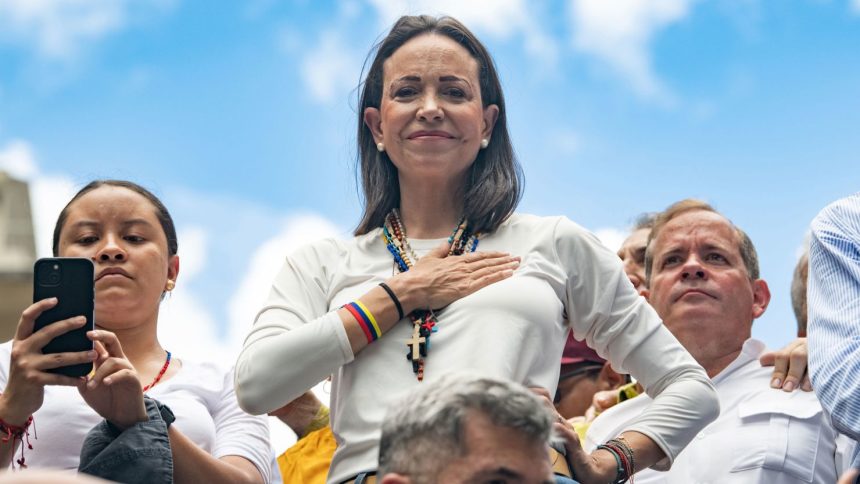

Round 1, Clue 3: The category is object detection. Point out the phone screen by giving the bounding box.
[33,258,94,377]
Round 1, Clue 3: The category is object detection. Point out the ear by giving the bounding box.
[751,279,770,319]
[364,107,384,144]
[168,255,180,283]
[380,474,411,484]
[481,104,499,141]
[597,362,626,391]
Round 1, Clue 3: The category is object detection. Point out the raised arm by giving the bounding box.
[554,218,719,475]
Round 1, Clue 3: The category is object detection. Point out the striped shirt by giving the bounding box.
[808,192,860,470]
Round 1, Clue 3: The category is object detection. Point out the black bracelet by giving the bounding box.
[379,282,405,320]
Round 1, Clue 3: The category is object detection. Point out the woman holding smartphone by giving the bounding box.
[0,180,272,483]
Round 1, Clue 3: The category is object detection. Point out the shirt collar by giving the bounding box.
[711,338,766,384]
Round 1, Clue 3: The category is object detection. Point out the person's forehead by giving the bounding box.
[623,228,650,249]
[383,34,478,79]
[656,210,738,250]
[66,186,158,223]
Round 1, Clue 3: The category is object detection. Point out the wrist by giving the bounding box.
[592,448,623,481]
[0,394,34,427]
[109,401,149,431]
[387,273,423,314]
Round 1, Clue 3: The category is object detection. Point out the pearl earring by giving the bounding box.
[480,138,489,149]
[165,280,175,291]
[377,142,385,152]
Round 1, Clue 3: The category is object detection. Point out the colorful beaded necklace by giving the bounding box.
[381,209,479,381]
[143,350,172,392]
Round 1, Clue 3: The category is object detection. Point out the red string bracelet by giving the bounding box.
[0,414,36,469]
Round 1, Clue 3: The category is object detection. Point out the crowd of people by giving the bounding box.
[0,14,857,484]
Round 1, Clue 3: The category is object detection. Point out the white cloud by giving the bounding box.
[366,0,559,66]
[569,0,692,103]
[0,0,175,61]
[300,31,363,104]
[156,225,228,367]
[176,226,207,280]
[226,213,341,356]
[0,0,125,60]
[0,139,38,179]
[594,227,627,253]
[852,0,860,14]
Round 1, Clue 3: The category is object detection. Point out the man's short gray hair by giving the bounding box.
[377,373,553,479]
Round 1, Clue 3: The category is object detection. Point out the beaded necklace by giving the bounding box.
[143,350,172,392]
[381,209,479,381]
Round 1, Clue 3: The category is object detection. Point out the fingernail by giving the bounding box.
[87,351,97,359]
[87,379,97,389]
[783,380,795,392]
[77,316,87,324]
[770,378,781,388]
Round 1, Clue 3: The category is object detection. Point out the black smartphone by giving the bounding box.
[33,258,94,377]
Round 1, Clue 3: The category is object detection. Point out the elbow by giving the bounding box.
[700,379,720,426]
[234,356,273,416]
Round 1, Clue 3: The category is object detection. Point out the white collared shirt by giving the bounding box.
[586,338,847,483]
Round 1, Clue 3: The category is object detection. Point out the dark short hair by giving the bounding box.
[644,199,759,286]
[354,15,523,236]
[791,251,809,336]
[52,180,178,257]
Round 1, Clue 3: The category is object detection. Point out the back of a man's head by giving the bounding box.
[378,373,554,484]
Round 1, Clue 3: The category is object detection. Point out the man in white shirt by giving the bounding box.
[585,199,845,483]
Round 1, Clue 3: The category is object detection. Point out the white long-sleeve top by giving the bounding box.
[585,339,849,483]
[235,213,719,483]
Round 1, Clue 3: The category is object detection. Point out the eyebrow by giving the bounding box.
[68,219,155,230]
[391,75,470,84]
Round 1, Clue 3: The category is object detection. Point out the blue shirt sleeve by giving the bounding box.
[808,192,860,454]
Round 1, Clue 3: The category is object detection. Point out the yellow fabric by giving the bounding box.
[303,405,330,437]
[278,426,337,484]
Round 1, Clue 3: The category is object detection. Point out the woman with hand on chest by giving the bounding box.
[236,15,719,484]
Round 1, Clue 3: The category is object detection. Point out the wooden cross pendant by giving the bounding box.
[405,323,426,362]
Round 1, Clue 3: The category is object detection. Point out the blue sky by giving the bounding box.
[2,0,860,365]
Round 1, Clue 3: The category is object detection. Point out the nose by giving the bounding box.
[680,256,706,280]
[416,94,443,122]
[95,235,126,262]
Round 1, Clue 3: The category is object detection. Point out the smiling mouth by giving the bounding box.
[407,131,455,140]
